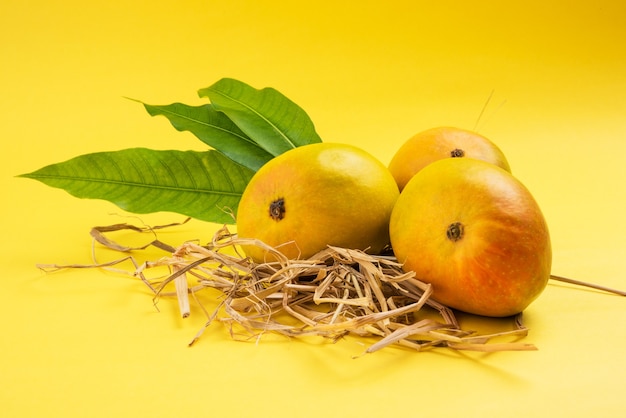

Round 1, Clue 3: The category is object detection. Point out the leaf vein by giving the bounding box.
[154,104,258,146]
[30,174,242,197]
[210,88,296,149]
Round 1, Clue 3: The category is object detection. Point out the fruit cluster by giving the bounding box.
[236,127,551,317]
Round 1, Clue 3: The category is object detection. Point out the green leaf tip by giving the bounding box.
[139,101,274,172]
[19,148,254,224]
[198,78,323,156]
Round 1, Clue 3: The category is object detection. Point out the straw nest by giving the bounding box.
[37,217,626,355]
[133,225,536,355]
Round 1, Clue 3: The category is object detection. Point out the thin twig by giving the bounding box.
[550,274,626,296]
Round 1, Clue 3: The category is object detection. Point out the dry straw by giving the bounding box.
[126,224,537,355]
[36,218,625,355]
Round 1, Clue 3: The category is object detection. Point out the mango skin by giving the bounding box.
[236,143,400,262]
[390,158,551,317]
[388,127,511,192]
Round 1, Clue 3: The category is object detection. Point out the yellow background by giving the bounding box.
[2,1,625,417]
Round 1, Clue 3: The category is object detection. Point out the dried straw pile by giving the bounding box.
[135,226,535,354]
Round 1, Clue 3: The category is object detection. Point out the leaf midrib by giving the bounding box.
[24,173,242,196]
[208,88,297,149]
[152,104,259,146]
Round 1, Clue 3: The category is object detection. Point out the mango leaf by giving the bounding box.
[140,101,274,172]
[18,148,254,224]
[198,78,322,156]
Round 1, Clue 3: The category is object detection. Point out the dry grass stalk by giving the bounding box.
[550,274,626,296]
[134,226,537,354]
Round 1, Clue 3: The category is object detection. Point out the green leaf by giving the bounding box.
[198,78,323,156]
[140,101,274,172]
[18,148,254,224]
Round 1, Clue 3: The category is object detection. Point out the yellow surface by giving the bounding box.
[2,1,625,417]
